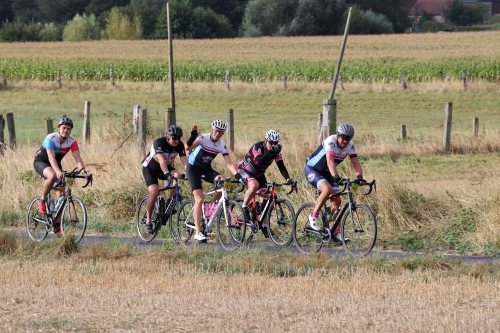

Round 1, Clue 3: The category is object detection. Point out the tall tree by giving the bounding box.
[85,0,130,17]
[442,0,485,26]
[345,0,410,33]
[190,0,249,31]
[0,1,14,25]
[10,0,39,22]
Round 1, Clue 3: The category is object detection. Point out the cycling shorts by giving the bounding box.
[303,165,340,191]
[142,165,176,187]
[33,160,62,178]
[237,169,268,191]
[186,164,220,191]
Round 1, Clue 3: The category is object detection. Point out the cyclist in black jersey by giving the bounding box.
[141,125,188,233]
[185,120,240,242]
[236,129,295,237]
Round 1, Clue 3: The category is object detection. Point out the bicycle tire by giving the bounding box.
[61,196,87,243]
[234,197,256,245]
[216,200,246,251]
[136,196,159,242]
[341,203,377,256]
[26,196,50,241]
[292,202,324,254]
[168,195,189,243]
[267,198,295,247]
[176,199,195,246]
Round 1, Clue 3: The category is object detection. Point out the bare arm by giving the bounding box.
[179,155,188,170]
[350,156,363,177]
[47,149,63,180]
[72,150,89,178]
[223,154,238,175]
[326,153,339,177]
[156,153,170,174]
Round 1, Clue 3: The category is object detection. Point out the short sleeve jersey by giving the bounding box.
[34,133,79,163]
[237,141,283,177]
[188,133,229,168]
[306,135,357,172]
[142,137,186,172]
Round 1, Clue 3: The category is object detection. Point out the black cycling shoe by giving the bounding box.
[260,225,273,238]
[145,223,153,233]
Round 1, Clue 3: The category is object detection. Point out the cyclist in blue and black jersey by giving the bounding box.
[304,123,364,243]
[33,117,90,233]
[185,119,240,242]
[141,125,188,233]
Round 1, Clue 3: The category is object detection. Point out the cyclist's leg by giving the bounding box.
[34,160,55,214]
[142,167,160,225]
[204,167,222,203]
[186,164,205,236]
[304,166,334,230]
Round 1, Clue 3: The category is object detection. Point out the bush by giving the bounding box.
[421,21,454,32]
[102,7,142,40]
[62,14,100,41]
[39,23,63,41]
[0,19,42,42]
[349,6,394,35]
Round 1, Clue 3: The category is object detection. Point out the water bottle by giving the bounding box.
[204,202,211,217]
[49,198,55,213]
[208,201,219,217]
[55,197,64,212]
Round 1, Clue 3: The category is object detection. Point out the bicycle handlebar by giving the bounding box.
[59,168,93,188]
[236,180,298,195]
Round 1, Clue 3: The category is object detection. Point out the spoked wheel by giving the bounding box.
[176,199,195,246]
[169,195,189,243]
[267,198,295,247]
[292,203,326,254]
[26,196,50,241]
[216,200,246,251]
[234,197,257,245]
[136,196,159,242]
[341,204,377,256]
[61,196,87,243]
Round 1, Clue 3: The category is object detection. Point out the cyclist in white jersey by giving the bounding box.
[185,119,240,242]
[304,123,364,243]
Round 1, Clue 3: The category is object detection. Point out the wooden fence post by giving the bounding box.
[110,69,115,86]
[401,71,407,89]
[57,70,62,88]
[225,70,230,90]
[133,105,140,133]
[6,112,16,150]
[473,117,479,137]
[45,118,53,135]
[400,125,407,140]
[83,101,90,143]
[322,99,336,141]
[282,72,287,89]
[338,71,344,91]
[226,109,234,151]
[317,113,323,144]
[166,108,175,129]
[462,69,467,89]
[1,70,6,87]
[0,114,4,155]
[138,108,147,151]
[443,102,452,151]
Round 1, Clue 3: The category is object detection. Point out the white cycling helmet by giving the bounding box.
[265,129,281,142]
[211,119,227,132]
[337,123,355,138]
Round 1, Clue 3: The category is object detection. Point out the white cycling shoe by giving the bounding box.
[308,215,320,231]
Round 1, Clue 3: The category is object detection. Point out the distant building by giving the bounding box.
[402,0,500,26]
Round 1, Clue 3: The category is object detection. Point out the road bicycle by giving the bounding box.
[236,181,296,247]
[26,168,93,243]
[176,177,247,251]
[136,176,189,242]
[293,178,377,256]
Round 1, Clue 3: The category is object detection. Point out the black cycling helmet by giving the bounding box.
[337,123,355,138]
[58,117,74,128]
[167,125,183,137]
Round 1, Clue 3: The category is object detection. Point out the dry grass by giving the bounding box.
[2,32,500,62]
[0,248,499,332]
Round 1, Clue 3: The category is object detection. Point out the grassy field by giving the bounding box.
[1,35,500,332]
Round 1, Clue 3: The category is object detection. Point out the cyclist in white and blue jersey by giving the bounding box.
[304,123,364,243]
[185,119,240,242]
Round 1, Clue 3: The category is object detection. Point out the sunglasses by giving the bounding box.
[338,135,353,142]
[171,137,181,141]
[267,140,279,145]
[213,129,225,134]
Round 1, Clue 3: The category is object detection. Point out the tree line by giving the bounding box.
[0,0,492,42]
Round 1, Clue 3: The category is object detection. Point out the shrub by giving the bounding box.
[0,19,42,42]
[102,7,142,40]
[39,22,63,41]
[421,21,454,32]
[62,14,100,41]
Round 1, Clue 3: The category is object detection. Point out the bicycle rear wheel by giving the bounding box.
[169,195,189,243]
[216,200,246,251]
[26,196,50,241]
[267,198,295,247]
[341,204,377,256]
[176,199,195,246]
[61,196,87,243]
[292,203,324,254]
[136,196,159,242]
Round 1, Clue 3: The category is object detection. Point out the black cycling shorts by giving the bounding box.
[142,165,176,187]
[237,169,267,191]
[186,164,220,191]
[33,160,61,178]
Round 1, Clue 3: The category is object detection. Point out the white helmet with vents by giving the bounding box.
[265,130,281,142]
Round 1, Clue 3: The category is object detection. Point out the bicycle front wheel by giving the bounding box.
[26,196,50,241]
[61,196,87,243]
[292,203,324,254]
[136,196,159,242]
[341,204,377,256]
[216,200,246,251]
[176,199,195,246]
[267,198,295,247]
